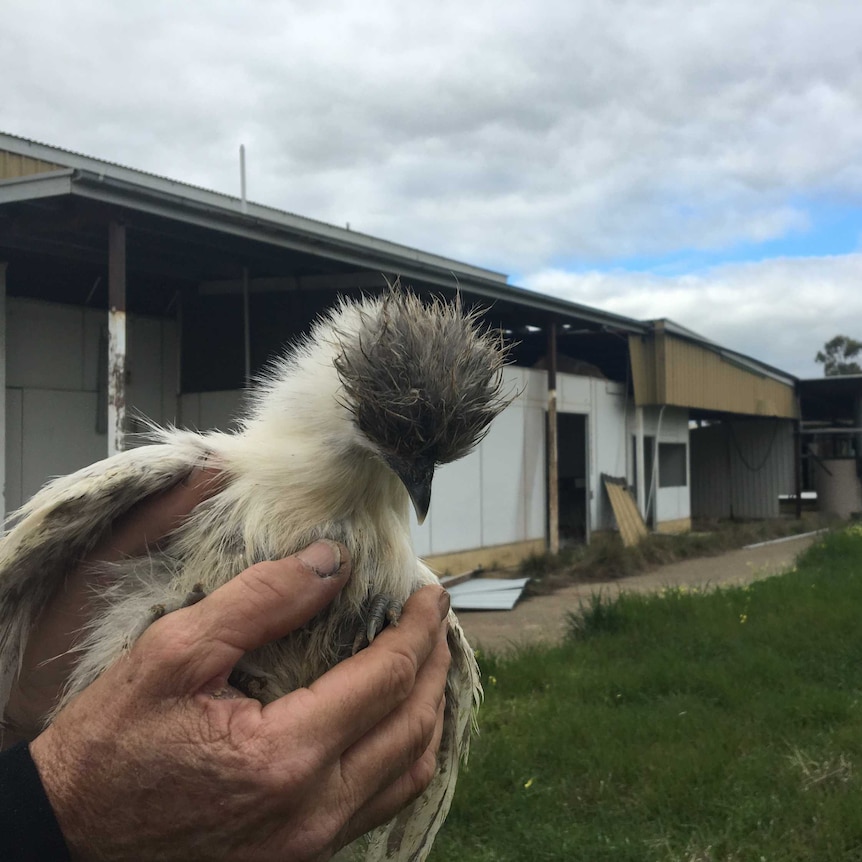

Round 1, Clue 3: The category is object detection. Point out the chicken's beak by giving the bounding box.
[403,471,433,524]
[385,456,434,524]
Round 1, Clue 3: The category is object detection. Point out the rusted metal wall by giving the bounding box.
[629,331,797,418]
[690,419,795,519]
[0,149,63,179]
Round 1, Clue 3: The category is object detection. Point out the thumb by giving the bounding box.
[146,540,351,694]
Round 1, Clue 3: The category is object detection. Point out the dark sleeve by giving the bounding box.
[0,742,71,861]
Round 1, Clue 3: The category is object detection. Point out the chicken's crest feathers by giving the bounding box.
[240,286,510,484]
[332,288,511,467]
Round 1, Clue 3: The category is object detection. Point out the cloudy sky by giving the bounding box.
[3,0,861,378]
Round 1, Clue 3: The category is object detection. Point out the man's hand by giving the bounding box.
[30,546,451,862]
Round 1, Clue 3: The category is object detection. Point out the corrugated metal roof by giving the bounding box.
[1,130,509,282]
[1,131,267,208]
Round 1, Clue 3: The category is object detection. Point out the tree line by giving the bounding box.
[815,335,862,376]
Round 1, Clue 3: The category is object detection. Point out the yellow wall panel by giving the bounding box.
[630,331,797,418]
[628,335,657,404]
[0,149,63,179]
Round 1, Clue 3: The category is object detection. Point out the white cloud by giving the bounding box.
[2,0,862,270]
[2,1,862,380]
[522,254,862,378]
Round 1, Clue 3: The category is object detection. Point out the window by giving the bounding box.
[659,443,687,488]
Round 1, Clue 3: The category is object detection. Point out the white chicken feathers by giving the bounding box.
[0,289,509,861]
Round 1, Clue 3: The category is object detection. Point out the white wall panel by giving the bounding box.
[427,447,482,555]
[199,391,244,432]
[518,367,547,406]
[178,391,243,432]
[634,406,691,526]
[82,308,105,392]
[21,389,106,502]
[409,507,432,557]
[127,316,164,429]
[559,375,591,410]
[657,486,689,522]
[417,369,548,555]
[523,400,546,540]
[7,301,84,390]
[481,403,526,546]
[589,379,629,531]
[593,382,628,476]
[6,299,182,506]
[640,406,689,441]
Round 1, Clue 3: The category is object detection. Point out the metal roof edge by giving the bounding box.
[67,168,512,287]
[1,131,262,208]
[0,167,75,186]
[1,132,509,283]
[0,169,74,204]
[656,317,721,347]
[65,169,647,331]
[800,374,862,383]
[493,284,647,332]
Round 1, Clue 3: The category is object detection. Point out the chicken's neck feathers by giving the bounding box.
[161,424,417,608]
[158,305,425,602]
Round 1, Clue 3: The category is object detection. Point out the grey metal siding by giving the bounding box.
[691,419,794,519]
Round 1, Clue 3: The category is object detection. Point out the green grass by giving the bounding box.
[431,525,862,862]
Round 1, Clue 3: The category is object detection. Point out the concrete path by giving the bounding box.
[457,533,819,653]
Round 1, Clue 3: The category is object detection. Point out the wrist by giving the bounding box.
[30,727,90,861]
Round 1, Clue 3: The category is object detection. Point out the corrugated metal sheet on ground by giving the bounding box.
[448,578,530,611]
[602,474,648,546]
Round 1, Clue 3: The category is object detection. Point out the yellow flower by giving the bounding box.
[739,614,748,624]
[488,675,498,686]
[524,777,535,789]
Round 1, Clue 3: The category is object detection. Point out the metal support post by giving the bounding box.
[635,406,646,517]
[547,319,559,555]
[108,222,127,455]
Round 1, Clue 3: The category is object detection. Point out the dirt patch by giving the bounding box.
[457,533,819,654]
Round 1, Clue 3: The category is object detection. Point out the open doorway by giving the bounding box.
[555,412,589,544]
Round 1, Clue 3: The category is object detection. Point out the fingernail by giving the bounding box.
[439,588,451,619]
[298,540,344,578]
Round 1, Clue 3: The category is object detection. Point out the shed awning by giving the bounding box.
[629,322,798,419]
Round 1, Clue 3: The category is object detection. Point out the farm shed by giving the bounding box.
[0,132,800,570]
[799,375,862,517]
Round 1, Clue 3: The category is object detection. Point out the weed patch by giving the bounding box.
[521,516,831,595]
